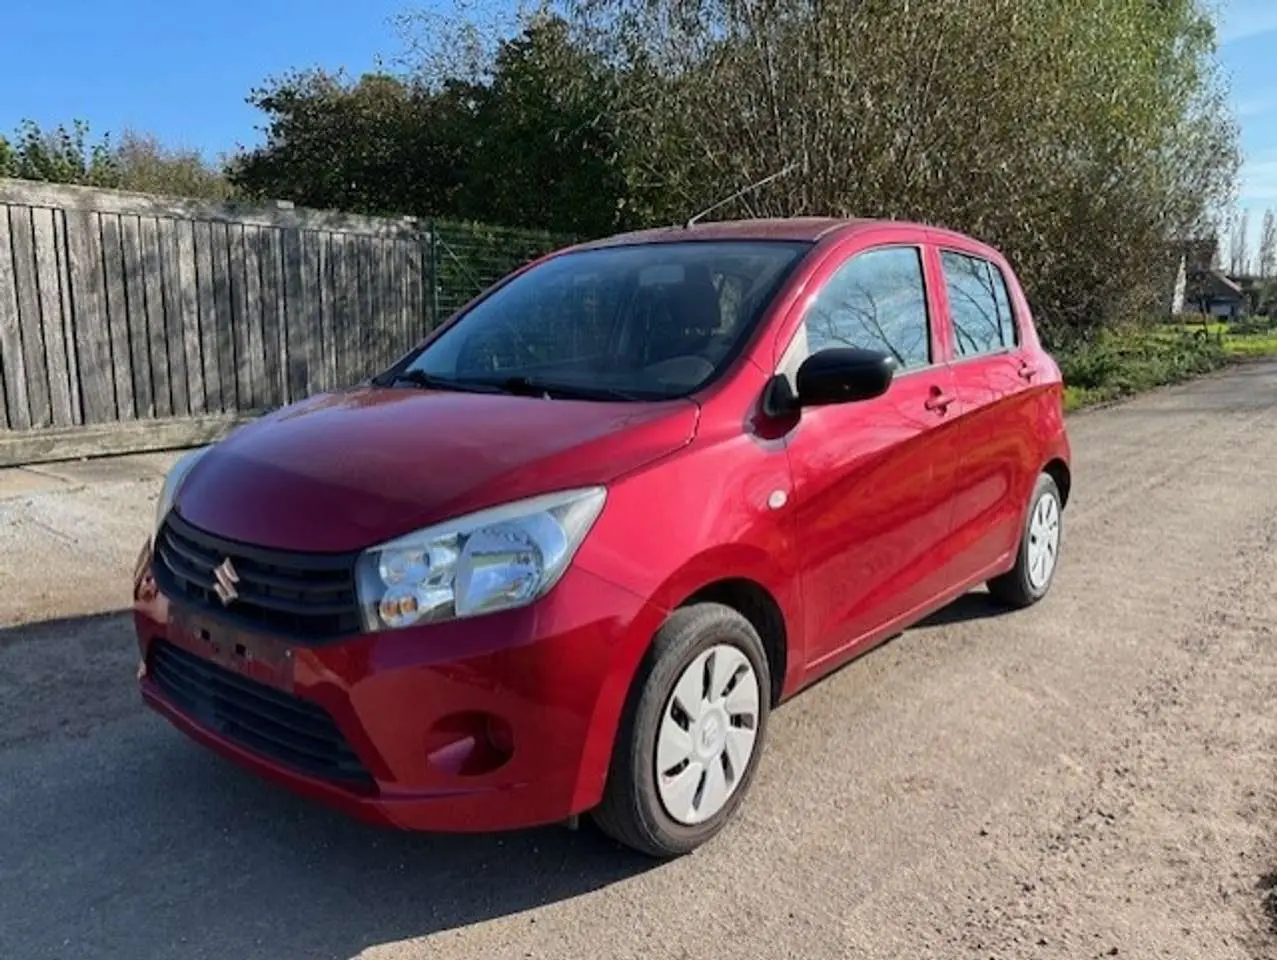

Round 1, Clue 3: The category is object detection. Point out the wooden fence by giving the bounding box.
[0,179,568,465]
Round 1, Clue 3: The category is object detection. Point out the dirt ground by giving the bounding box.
[2,363,1277,959]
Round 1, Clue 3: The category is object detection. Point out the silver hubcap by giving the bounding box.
[656,644,761,825]
[1026,491,1061,589]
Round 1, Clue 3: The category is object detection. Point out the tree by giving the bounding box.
[0,120,118,186]
[228,13,632,235]
[112,129,234,200]
[227,69,473,216]
[1259,209,1277,280]
[1230,209,1252,276]
[570,0,1240,341]
[455,13,632,235]
[0,119,232,199]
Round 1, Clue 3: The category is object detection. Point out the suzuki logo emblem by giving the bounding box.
[213,557,240,606]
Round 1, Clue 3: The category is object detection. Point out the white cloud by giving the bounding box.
[1218,0,1277,45]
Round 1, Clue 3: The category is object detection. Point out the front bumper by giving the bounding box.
[133,544,658,832]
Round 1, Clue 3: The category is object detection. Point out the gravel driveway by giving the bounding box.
[2,361,1277,959]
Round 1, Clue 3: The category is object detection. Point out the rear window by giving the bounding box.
[940,250,1019,358]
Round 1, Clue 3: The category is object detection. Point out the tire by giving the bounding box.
[591,602,771,858]
[988,471,1063,608]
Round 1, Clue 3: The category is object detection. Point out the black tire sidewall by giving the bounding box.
[613,604,771,856]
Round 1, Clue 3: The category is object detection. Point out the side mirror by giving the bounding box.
[794,347,896,406]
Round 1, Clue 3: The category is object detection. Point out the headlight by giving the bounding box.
[354,487,606,632]
[154,446,210,533]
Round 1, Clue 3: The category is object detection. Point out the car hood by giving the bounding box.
[174,385,699,553]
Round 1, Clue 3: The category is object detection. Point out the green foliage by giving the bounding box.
[229,13,631,237]
[0,120,119,186]
[112,130,235,200]
[1057,323,1227,410]
[0,119,233,200]
[229,0,1240,341]
[576,0,1239,341]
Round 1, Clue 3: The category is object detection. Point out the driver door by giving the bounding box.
[779,243,966,673]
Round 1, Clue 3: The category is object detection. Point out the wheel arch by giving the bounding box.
[1043,457,1071,507]
[681,578,790,707]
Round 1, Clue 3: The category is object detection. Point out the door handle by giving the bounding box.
[1018,361,1040,381]
[924,387,956,412]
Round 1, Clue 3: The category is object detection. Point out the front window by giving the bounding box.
[387,241,810,401]
[801,246,933,370]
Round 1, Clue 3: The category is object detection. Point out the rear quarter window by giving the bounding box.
[940,250,1019,358]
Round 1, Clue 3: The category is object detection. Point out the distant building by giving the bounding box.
[1185,268,1247,319]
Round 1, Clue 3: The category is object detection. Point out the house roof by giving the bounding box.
[1190,268,1245,301]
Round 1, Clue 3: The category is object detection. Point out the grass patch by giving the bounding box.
[1057,316,1277,413]
[1057,323,1228,413]
[1223,320,1277,358]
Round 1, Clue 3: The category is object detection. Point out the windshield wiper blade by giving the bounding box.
[486,376,648,402]
[391,369,501,393]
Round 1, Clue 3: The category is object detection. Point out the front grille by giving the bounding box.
[153,511,362,641]
[148,639,374,789]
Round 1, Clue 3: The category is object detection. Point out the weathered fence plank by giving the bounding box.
[241,225,269,408]
[228,224,252,408]
[102,214,150,419]
[256,227,284,408]
[31,207,76,426]
[282,228,308,402]
[316,232,337,393]
[0,210,29,429]
[50,210,82,424]
[209,221,237,409]
[65,210,117,424]
[0,177,567,464]
[192,220,221,413]
[333,234,355,389]
[158,217,190,416]
[10,207,53,428]
[175,219,205,413]
[117,216,154,419]
[137,216,172,419]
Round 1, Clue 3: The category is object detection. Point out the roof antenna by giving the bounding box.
[683,163,798,229]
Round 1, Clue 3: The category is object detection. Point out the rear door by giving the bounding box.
[933,243,1039,581]
[778,241,966,673]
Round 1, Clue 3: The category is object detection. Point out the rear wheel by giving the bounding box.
[988,472,1063,608]
[591,603,770,858]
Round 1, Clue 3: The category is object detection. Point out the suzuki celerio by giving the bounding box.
[133,217,1071,857]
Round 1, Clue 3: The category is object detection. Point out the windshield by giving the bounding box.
[387,240,810,401]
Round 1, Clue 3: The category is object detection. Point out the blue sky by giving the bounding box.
[0,0,1271,256]
[0,0,406,159]
[1220,0,1277,260]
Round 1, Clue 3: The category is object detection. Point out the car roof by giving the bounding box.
[562,217,1004,263]
[572,217,873,248]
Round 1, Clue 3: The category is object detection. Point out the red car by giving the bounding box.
[133,217,1070,857]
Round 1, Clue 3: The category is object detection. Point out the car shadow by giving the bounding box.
[916,590,1013,628]
[0,612,657,960]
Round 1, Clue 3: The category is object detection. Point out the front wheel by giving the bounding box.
[988,471,1063,608]
[591,603,770,858]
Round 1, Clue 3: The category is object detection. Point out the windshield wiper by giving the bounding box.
[391,369,502,393]
[483,376,649,402]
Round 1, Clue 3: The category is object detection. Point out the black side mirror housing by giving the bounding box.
[760,347,896,417]
[795,347,896,406]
